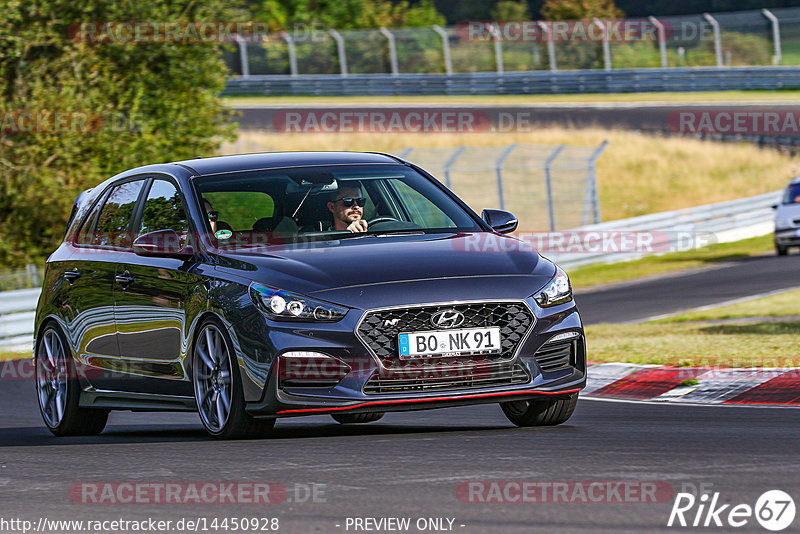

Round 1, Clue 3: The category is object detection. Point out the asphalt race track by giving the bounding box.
[1,375,799,533]
[576,252,800,324]
[2,254,799,532]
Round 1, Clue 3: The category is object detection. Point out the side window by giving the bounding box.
[202,191,274,231]
[391,180,456,228]
[93,180,146,248]
[75,194,106,245]
[138,180,190,239]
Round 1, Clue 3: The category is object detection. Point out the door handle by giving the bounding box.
[115,272,135,288]
[63,269,82,284]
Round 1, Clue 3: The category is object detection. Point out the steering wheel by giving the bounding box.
[367,217,400,226]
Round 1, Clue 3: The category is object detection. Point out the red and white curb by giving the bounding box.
[584,362,800,405]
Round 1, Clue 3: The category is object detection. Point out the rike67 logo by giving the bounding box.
[668,489,795,531]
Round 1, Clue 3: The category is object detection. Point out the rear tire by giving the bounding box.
[776,244,788,256]
[35,323,108,436]
[192,319,275,439]
[331,412,385,424]
[501,393,578,427]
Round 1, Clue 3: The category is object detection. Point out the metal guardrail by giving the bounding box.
[0,288,40,353]
[0,191,781,352]
[547,190,782,269]
[223,66,800,96]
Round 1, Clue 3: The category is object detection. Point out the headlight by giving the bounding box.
[533,267,573,307]
[249,283,348,322]
[775,217,793,229]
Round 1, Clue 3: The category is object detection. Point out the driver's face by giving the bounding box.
[328,188,363,225]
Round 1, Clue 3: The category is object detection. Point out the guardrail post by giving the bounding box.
[592,18,612,71]
[281,31,298,76]
[703,13,723,67]
[329,29,348,76]
[488,23,504,74]
[397,148,413,159]
[543,145,565,231]
[584,140,608,224]
[443,146,465,189]
[380,27,399,75]
[494,144,517,211]
[648,16,668,67]
[432,25,453,75]
[537,22,557,71]
[232,34,250,77]
[762,9,782,65]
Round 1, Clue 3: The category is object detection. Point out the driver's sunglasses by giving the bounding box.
[335,197,366,208]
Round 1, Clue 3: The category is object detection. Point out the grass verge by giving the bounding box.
[585,321,800,367]
[0,350,28,362]
[568,234,774,290]
[224,90,800,106]
[654,287,800,322]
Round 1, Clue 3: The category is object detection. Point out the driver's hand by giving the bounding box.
[347,219,368,233]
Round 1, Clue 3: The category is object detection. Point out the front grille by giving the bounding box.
[363,362,530,394]
[534,340,574,372]
[357,302,534,368]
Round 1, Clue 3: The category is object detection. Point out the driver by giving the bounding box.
[327,185,368,233]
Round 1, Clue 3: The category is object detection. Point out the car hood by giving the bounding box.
[215,233,555,308]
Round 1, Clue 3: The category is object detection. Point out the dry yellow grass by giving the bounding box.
[222,128,800,221]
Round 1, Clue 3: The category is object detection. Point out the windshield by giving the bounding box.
[783,183,800,205]
[192,164,483,248]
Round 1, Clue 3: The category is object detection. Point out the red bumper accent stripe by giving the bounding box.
[276,387,583,414]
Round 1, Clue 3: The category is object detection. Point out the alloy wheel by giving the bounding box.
[193,324,233,433]
[36,328,68,428]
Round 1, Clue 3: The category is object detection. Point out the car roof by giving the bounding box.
[789,176,800,186]
[172,151,402,176]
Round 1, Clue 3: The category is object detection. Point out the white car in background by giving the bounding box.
[774,177,800,256]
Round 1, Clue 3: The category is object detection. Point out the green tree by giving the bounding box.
[0,0,237,267]
[490,1,531,21]
[540,0,624,20]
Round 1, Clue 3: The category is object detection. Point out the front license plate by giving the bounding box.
[398,327,502,359]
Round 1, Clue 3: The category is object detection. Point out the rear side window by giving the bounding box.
[92,180,146,248]
[138,180,190,237]
[75,195,106,245]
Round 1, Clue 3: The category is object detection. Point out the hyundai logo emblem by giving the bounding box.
[431,310,465,329]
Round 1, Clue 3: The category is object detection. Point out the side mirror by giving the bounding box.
[482,209,518,234]
[133,229,194,260]
[772,204,779,209]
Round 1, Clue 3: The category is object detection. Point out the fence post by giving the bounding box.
[233,34,250,77]
[762,9,782,65]
[488,23,504,74]
[592,18,611,71]
[703,13,723,67]
[584,140,608,225]
[432,25,452,75]
[281,31,298,76]
[329,29,348,76]
[648,16,668,67]
[380,27,399,75]
[443,146,465,189]
[543,145,565,231]
[537,22,557,71]
[494,144,517,211]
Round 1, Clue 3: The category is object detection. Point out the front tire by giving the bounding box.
[331,412,384,424]
[501,393,578,427]
[35,323,108,436]
[192,319,275,439]
[776,243,788,256]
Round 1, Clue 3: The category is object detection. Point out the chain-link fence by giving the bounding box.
[224,140,607,231]
[225,8,800,76]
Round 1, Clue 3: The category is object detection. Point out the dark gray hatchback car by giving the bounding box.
[34,152,586,439]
